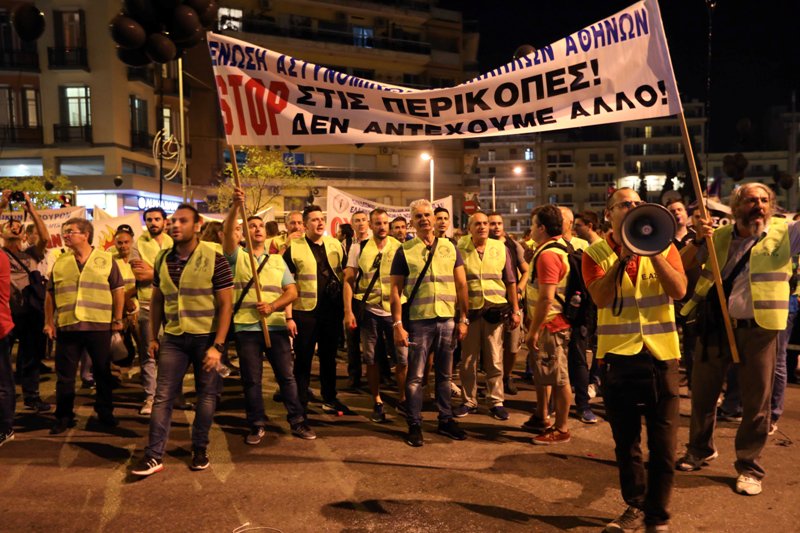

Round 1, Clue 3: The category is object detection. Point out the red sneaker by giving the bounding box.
[531,427,571,445]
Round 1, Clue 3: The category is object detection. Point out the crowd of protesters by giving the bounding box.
[0,182,797,533]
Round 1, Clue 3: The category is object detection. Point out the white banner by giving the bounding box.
[208,0,680,146]
[92,213,144,251]
[325,186,453,237]
[0,206,85,249]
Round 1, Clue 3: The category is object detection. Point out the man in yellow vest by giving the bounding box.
[224,187,315,444]
[677,182,800,496]
[283,205,345,412]
[343,208,408,423]
[390,199,469,447]
[44,218,126,435]
[131,204,233,476]
[270,211,304,254]
[453,212,520,421]
[130,207,173,416]
[111,225,140,367]
[345,210,371,390]
[582,188,686,532]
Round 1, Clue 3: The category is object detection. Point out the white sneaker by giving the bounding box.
[139,398,154,416]
[768,422,778,436]
[735,474,762,496]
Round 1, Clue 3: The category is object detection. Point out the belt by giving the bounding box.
[730,318,759,329]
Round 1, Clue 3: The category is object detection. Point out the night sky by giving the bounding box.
[446,0,799,153]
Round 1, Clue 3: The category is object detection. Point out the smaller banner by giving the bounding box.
[0,206,86,249]
[92,213,144,251]
[326,186,453,237]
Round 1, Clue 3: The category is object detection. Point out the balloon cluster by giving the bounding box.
[111,0,218,66]
[11,4,46,41]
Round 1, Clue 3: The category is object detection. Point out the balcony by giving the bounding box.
[53,124,92,143]
[128,67,154,85]
[238,17,431,56]
[0,49,39,71]
[48,47,89,70]
[548,181,575,188]
[130,130,154,151]
[0,125,43,146]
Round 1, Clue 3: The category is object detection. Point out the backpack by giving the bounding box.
[531,241,596,328]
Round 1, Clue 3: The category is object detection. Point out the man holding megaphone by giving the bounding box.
[582,187,687,533]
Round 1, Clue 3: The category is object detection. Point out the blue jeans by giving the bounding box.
[0,336,14,433]
[145,333,220,459]
[136,313,157,399]
[235,330,305,427]
[771,309,796,422]
[405,318,455,426]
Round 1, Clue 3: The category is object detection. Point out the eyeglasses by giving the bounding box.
[61,230,84,236]
[611,200,645,210]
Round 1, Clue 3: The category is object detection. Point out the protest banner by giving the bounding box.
[207,0,680,146]
[92,213,144,251]
[0,206,85,249]
[326,186,453,237]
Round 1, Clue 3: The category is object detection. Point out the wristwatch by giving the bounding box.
[213,342,226,352]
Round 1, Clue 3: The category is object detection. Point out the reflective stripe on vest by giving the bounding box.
[526,238,569,323]
[53,249,114,327]
[355,236,405,313]
[402,237,457,320]
[135,233,173,303]
[290,236,343,311]
[586,239,679,361]
[233,248,287,328]
[457,235,507,310]
[159,242,218,335]
[681,219,790,330]
[114,255,139,314]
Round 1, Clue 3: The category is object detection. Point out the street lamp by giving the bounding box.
[421,152,434,201]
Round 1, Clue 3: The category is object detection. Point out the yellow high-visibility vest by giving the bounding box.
[355,236,405,313]
[402,237,457,320]
[113,254,139,314]
[135,232,173,303]
[526,238,569,323]
[457,235,507,311]
[233,248,287,328]
[158,242,218,335]
[290,236,343,311]
[52,248,114,327]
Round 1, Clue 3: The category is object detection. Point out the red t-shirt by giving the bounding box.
[582,232,684,287]
[0,252,15,339]
[534,238,570,332]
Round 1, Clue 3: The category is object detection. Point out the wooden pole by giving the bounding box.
[678,112,739,363]
[228,145,271,348]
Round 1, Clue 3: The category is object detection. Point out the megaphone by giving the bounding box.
[620,203,676,256]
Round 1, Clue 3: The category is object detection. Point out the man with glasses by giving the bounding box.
[677,182,800,496]
[130,207,173,416]
[343,208,408,422]
[582,188,686,532]
[45,219,126,435]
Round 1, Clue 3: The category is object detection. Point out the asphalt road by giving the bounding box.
[1,353,798,533]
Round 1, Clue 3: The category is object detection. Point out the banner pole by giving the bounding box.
[678,112,739,363]
[228,145,271,348]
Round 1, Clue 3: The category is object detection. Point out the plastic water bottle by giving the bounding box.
[216,363,231,378]
[570,291,582,308]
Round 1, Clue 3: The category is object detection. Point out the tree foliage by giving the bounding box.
[0,170,75,210]
[208,147,315,214]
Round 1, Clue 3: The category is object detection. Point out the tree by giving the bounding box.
[208,147,316,214]
[0,170,75,210]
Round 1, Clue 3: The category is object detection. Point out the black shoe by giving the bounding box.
[504,377,518,395]
[24,398,52,413]
[322,399,347,415]
[437,419,467,441]
[131,455,164,476]
[245,426,266,445]
[81,379,96,390]
[489,405,510,421]
[406,423,423,447]
[370,402,386,423]
[39,362,53,374]
[272,390,284,403]
[290,422,317,440]
[97,414,119,428]
[50,418,76,435]
[604,505,644,533]
[190,448,210,470]
[0,429,14,448]
[716,407,743,422]
[453,404,477,418]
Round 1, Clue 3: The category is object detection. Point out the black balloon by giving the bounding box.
[171,6,202,42]
[198,0,219,28]
[145,32,177,64]
[12,3,45,41]
[124,0,160,31]
[185,0,213,15]
[117,46,150,67]
[110,15,147,50]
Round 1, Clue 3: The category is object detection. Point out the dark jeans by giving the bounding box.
[294,310,342,405]
[603,353,679,526]
[567,328,590,410]
[54,330,113,420]
[12,311,46,401]
[235,330,305,426]
[0,336,14,433]
[771,310,796,422]
[347,300,362,383]
[406,318,455,426]
[145,333,220,459]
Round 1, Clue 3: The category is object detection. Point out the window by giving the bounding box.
[59,86,91,126]
[122,158,154,177]
[525,186,534,196]
[218,8,243,31]
[57,156,104,175]
[161,107,172,137]
[0,86,13,125]
[54,11,85,47]
[353,26,374,48]
[509,202,518,214]
[22,88,39,127]
[645,126,652,139]
[487,149,496,161]
[0,158,42,176]
[524,148,534,161]
[130,96,148,133]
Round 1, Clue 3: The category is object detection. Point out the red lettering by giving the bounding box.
[245,78,268,135]
[228,74,248,135]
[215,75,233,135]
